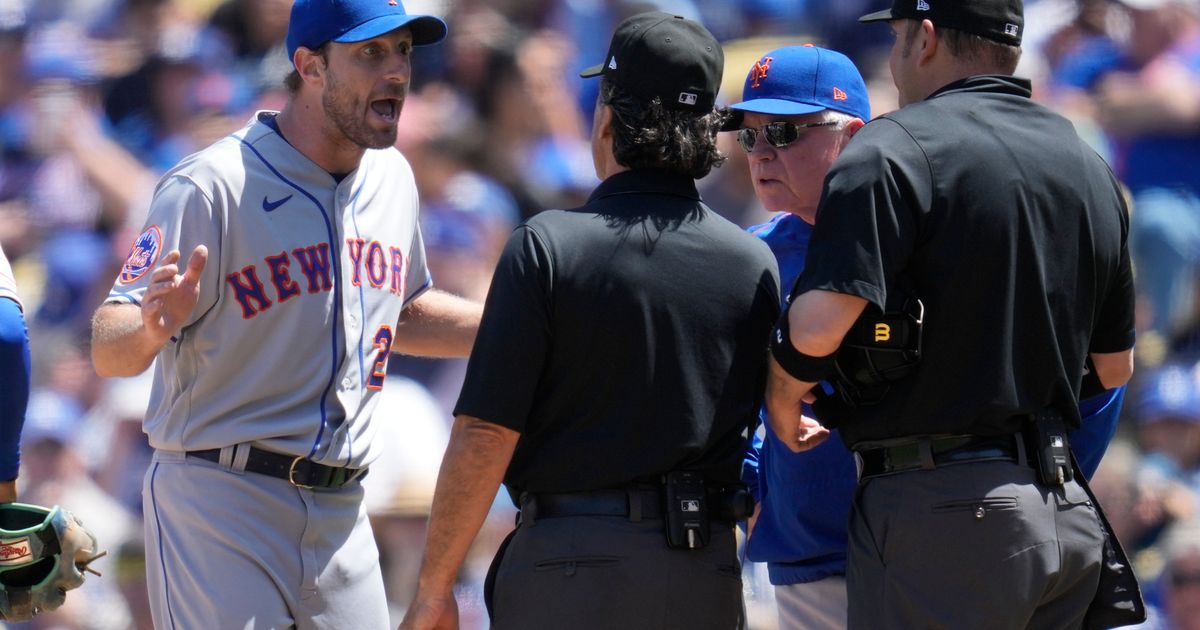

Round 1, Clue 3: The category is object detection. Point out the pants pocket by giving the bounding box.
[533,555,621,576]
[931,496,1019,515]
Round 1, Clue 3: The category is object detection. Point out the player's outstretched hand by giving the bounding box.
[399,592,459,630]
[793,414,830,452]
[141,245,207,343]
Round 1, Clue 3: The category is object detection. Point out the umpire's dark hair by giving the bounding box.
[904,21,1021,73]
[599,77,730,179]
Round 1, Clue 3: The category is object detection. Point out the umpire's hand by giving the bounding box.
[400,592,459,630]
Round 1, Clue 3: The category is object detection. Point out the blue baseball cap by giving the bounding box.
[730,45,870,122]
[286,0,448,64]
[1136,364,1200,424]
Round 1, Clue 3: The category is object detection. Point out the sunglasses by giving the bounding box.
[736,120,839,152]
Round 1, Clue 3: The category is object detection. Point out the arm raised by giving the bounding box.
[91,246,208,377]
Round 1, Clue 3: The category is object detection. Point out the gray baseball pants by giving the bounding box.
[142,449,389,630]
[847,460,1104,630]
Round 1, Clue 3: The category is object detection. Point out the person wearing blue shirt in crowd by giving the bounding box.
[1092,0,1200,339]
[732,44,1127,629]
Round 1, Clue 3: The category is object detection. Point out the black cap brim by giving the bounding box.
[858,9,897,23]
[579,63,604,79]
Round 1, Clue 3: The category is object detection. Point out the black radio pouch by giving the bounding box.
[1024,410,1074,486]
[827,296,924,408]
[664,471,709,550]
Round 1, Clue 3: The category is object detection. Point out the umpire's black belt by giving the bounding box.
[854,433,1022,482]
[187,447,366,489]
[519,486,743,525]
[520,488,663,524]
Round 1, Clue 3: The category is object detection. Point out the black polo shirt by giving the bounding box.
[455,169,780,501]
[794,75,1135,445]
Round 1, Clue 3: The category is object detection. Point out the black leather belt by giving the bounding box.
[521,488,664,524]
[187,447,366,489]
[520,486,749,524]
[854,433,1022,481]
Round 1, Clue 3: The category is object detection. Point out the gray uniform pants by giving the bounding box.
[143,449,389,630]
[488,514,745,629]
[847,460,1104,630]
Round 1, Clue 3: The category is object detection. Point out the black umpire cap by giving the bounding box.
[580,12,723,112]
[860,0,1024,46]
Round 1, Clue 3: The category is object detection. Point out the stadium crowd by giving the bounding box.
[0,0,1198,627]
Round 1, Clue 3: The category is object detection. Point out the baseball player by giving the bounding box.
[0,243,29,505]
[88,1,480,628]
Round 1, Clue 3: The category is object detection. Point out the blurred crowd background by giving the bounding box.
[1,0,1198,628]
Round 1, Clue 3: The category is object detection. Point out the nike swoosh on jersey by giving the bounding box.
[262,194,294,212]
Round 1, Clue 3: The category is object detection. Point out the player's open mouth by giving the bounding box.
[370,99,400,122]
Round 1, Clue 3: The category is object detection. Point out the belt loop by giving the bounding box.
[519,492,537,527]
[918,439,935,470]
[627,490,643,523]
[230,444,251,474]
[1015,432,1028,467]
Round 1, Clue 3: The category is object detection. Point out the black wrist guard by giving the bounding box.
[770,311,837,382]
[1080,356,1108,399]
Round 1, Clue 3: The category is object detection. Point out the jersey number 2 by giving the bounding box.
[367,325,393,390]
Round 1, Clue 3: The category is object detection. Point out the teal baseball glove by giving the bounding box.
[0,503,105,621]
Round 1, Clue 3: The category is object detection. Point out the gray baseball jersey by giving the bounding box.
[0,244,19,309]
[106,111,431,469]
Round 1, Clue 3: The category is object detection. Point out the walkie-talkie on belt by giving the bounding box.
[1027,410,1074,486]
[664,471,710,549]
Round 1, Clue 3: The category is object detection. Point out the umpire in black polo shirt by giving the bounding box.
[402,12,779,630]
[765,0,1138,627]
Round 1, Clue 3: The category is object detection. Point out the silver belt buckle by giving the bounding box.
[288,457,316,489]
[853,451,864,482]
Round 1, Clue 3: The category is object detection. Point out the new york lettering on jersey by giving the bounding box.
[224,237,412,319]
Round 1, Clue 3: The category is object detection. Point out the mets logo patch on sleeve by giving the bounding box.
[119,226,163,285]
[0,537,32,566]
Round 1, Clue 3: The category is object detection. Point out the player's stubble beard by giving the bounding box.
[322,66,404,150]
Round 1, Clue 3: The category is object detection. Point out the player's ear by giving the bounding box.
[294,46,327,88]
[843,117,866,139]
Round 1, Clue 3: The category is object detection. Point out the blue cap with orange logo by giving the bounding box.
[286,0,448,64]
[731,45,870,122]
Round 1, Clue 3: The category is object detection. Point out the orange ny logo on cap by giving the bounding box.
[388,0,398,5]
[833,87,848,101]
[750,57,773,89]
